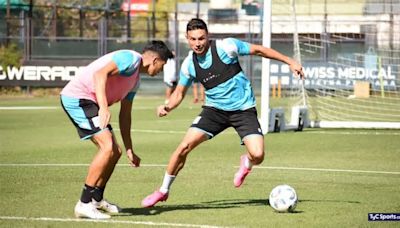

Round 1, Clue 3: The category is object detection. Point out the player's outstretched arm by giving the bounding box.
[157,84,189,117]
[249,44,304,79]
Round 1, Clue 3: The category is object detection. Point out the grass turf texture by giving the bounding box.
[0,96,399,227]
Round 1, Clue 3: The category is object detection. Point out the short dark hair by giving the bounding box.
[186,18,208,33]
[143,40,173,62]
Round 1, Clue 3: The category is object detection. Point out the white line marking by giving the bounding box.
[119,128,400,136]
[0,106,198,111]
[255,166,400,175]
[131,129,187,134]
[0,216,225,228]
[304,131,400,136]
[2,107,397,136]
[1,163,398,175]
[114,128,236,135]
[131,106,199,110]
[0,163,166,167]
[0,106,58,110]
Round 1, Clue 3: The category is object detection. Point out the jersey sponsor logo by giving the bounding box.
[202,72,222,84]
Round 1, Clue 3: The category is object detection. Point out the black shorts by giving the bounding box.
[190,106,263,141]
[60,96,112,140]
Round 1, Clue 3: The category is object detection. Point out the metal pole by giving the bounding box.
[322,0,329,62]
[127,0,131,39]
[103,0,109,54]
[25,18,31,60]
[26,0,33,60]
[174,0,179,54]
[152,0,156,38]
[29,0,33,18]
[79,0,84,38]
[53,3,57,39]
[196,0,200,18]
[389,0,393,52]
[6,0,11,45]
[6,0,10,18]
[105,0,109,18]
[175,0,179,79]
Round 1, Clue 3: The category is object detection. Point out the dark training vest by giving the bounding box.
[192,40,243,90]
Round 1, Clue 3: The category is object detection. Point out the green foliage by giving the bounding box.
[0,43,22,71]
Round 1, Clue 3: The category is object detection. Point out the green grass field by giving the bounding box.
[0,95,399,227]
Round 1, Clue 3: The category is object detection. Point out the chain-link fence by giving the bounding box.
[1,0,399,94]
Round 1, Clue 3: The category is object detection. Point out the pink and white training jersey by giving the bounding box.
[61,50,142,105]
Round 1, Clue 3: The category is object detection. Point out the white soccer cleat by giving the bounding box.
[74,201,111,219]
[93,199,121,214]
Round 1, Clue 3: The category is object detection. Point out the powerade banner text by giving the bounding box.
[0,61,397,88]
[0,66,85,87]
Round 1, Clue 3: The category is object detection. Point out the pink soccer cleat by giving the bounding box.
[141,190,169,208]
[233,155,252,188]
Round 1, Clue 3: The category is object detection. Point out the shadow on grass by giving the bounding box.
[118,198,268,216]
[118,198,357,216]
[299,199,360,204]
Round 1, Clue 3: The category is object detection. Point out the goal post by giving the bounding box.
[260,0,272,134]
[260,0,309,134]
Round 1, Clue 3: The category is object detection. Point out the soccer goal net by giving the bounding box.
[263,0,400,131]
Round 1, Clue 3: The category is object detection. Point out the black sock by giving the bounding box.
[93,186,105,202]
[80,184,95,203]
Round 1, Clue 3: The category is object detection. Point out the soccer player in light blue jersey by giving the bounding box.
[142,18,304,207]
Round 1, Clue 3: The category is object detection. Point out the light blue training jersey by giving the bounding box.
[179,38,256,111]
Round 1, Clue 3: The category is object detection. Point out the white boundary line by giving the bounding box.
[254,166,400,175]
[130,129,187,134]
[0,106,58,110]
[0,163,399,175]
[0,216,225,228]
[0,106,198,111]
[2,106,398,136]
[304,130,400,136]
[114,128,399,136]
[0,163,166,167]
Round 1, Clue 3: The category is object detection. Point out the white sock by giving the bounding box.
[244,155,253,169]
[159,172,176,194]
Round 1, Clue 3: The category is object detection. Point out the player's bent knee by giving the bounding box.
[99,141,113,154]
[250,151,265,165]
[98,140,121,160]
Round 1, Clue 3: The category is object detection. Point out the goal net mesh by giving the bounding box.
[270,0,400,129]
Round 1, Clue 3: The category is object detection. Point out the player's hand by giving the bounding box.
[290,62,305,79]
[157,105,169,117]
[126,149,140,167]
[98,107,111,129]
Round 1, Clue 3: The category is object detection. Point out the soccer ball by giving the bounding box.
[269,184,298,212]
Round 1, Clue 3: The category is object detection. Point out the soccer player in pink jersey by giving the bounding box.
[60,40,173,219]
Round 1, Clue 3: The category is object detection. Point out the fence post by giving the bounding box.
[98,18,108,56]
[24,17,32,61]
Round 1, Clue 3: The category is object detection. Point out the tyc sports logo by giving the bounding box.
[368,213,400,221]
